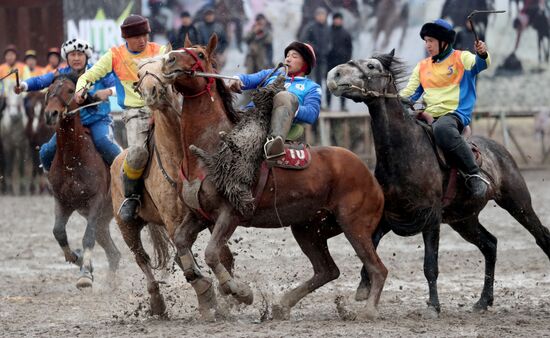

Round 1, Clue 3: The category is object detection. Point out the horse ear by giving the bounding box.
[165,43,172,53]
[389,49,395,57]
[184,34,193,48]
[206,33,218,56]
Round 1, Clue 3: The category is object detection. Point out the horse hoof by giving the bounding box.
[473,300,489,312]
[421,305,440,319]
[358,306,379,321]
[233,282,254,305]
[272,304,291,320]
[150,293,167,316]
[76,275,93,289]
[355,286,369,302]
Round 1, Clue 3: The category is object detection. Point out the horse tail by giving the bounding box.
[147,223,173,270]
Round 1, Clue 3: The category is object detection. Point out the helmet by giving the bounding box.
[420,19,456,43]
[120,15,151,38]
[47,47,61,58]
[4,44,18,56]
[284,41,317,75]
[24,50,37,61]
[61,38,93,60]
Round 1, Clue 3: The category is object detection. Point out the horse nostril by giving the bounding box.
[151,86,157,97]
[169,56,176,64]
[335,71,341,79]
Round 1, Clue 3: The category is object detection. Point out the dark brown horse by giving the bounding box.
[44,73,120,289]
[160,35,386,320]
[24,91,54,194]
[327,52,550,316]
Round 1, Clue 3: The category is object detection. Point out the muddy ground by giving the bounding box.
[1,170,550,337]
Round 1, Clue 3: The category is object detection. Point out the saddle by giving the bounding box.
[415,113,483,207]
[265,143,312,170]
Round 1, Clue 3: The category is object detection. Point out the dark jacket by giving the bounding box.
[300,21,330,63]
[168,25,200,49]
[327,25,353,68]
[196,21,228,53]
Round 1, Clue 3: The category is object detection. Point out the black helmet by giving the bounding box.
[420,19,456,43]
[284,41,316,75]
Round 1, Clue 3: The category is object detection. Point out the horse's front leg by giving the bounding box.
[173,213,219,321]
[422,224,441,316]
[52,200,78,265]
[357,220,390,301]
[205,207,253,306]
[76,197,103,289]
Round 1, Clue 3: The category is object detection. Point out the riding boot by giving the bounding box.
[450,140,489,198]
[264,93,298,159]
[118,173,143,222]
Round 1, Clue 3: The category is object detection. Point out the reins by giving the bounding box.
[346,60,400,99]
[178,48,216,101]
[47,79,101,117]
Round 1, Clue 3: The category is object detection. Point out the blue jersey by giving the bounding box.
[238,68,322,124]
[24,64,115,126]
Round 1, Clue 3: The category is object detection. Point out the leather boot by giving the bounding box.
[118,173,143,222]
[264,102,295,159]
[449,140,489,198]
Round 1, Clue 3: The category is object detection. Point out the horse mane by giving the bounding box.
[53,72,79,85]
[216,78,240,124]
[372,52,409,86]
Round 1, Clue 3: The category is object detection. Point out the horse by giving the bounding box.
[326,52,550,316]
[513,0,550,62]
[371,0,409,51]
[44,73,120,289]
[0,81,29,195]
[160,34,387,320]
[110,53,235,319]
[24,91,54,194]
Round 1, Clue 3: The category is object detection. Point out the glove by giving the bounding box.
[228,76,243,93]
[14,81,28,94]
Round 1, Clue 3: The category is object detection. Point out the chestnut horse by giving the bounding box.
[44,73,120,288]
[160,35,386,320]
[110,55,235,319]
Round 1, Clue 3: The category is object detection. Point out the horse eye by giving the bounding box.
[367,64,375,70]
[68,89,75,94]
[198,52,205,59]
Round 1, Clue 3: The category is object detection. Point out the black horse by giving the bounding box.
[326,51,550,315]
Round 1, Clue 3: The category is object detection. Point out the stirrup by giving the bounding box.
[463,173,490,185]
[264,136,285,159]
[117,195,142,217]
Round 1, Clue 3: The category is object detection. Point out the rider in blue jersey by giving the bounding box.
[15,38,121,171]
[230,41,322,158]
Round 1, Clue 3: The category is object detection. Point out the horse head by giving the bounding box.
[327,49,406,103]
[161,34,219,95]
[135,44,181,113]
[1,82,26,126]
[44,73,79,126]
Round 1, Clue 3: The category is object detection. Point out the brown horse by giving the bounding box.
[160,35,386,320]
[110,54,235,319]
[44,73,120,288]
[25,91,54,194]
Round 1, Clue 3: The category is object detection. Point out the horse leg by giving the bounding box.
[52,201,78,265]
[118,216,167,316]
[204,208,253,305]
[357,220,390,301]
[448,217,497,311]
[422,224,441,315]
[94,209,121,288]
[76,200,103,289]
[272,223,341,321]
[173,213,219,320]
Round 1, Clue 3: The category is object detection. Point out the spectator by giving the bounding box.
[0,45,30,90]
[43,47,65,73]
[24,50,45,77]
[297,0,330,39]
[326,12,353,111]
[244,13,273,73]
[168,11,199,48]
[300,7,330,92]
[196,8,228,68]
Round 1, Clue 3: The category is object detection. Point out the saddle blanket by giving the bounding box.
[267,144,311,170]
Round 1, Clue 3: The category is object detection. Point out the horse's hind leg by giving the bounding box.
[357,220,390,301]
[118,217,167,316]
[448,217,497,311]
[272,223,341,320]
[94,210,121,287]
[422,225,442,314]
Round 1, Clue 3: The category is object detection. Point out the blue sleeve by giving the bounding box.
[238,69,275,90]
[410,84,424,102]
[99,72,116,88]
[295,85,321,124]
[470,55,488,76]
[25,72,55,91]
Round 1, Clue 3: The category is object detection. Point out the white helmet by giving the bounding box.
[61,38,93,60]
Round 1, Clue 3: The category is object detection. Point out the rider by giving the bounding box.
[400,19,491,198]
[23,50,45,77]
[74,15,165,222]
[43,47,65,73]
[0,45,30,92]
[229,41,321,158]
[14,38,120,172]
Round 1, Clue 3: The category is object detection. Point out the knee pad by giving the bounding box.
[123,146,149,179]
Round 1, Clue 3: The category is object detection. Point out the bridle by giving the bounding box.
[345,60,400,100]
[133,59,167,96]
[46,79,101,117]
[174,48,216,101]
